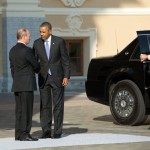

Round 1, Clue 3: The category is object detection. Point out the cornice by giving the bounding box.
[43,8,150,15]
[1,5,150,16]
[2,0,39,5]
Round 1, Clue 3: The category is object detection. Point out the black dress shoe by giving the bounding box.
[53,134,61,139]
[29,135,38,141]
[20,136,38,141]
[40,132,51,139]
[19,134,38,141]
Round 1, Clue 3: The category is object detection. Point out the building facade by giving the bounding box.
[0,0,150,92]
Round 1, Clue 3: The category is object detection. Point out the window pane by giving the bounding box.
[70,58,81,73]
[65,39,83,76]
[69,43,81,57]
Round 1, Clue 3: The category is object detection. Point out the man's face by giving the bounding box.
[40,26,51,40]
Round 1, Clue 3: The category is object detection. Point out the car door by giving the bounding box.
[137,30,150,88]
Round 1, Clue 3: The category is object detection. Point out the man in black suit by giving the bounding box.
[33,22,70,139]
[9,28,39,141]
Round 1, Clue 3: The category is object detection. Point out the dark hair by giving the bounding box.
[40,22,52,30]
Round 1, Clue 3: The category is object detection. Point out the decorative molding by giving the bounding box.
[61,0,86,7]
[65,14,83,34]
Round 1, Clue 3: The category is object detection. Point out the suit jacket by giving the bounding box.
[9,43,40,92]
[33,35,70,88]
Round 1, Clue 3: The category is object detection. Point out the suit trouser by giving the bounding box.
[14,91,33,139]
[40,75,64,135]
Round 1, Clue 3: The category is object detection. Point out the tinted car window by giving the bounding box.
[137,30,150,54]
[131,44,141,60]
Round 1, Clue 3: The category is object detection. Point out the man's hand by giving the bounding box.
[62,78,69,86]
[140,54,148,62]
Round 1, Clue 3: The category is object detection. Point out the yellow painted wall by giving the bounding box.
[82,0,150,8]
[41,0,150,57]
[91,15,150,56]
[46,13,150,57]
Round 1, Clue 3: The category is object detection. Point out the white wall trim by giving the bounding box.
[2,0,39,4]
[44,8,150,15]
[1,5,150,16]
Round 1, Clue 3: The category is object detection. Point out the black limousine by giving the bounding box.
[85,31,150,125]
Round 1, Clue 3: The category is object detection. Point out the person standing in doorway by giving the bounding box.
[9,28,39,141]
[33,22,70,139]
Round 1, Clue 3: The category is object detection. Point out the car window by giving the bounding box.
[131,44,141,60]
[137,30,150,54]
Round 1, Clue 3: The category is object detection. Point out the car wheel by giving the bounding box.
[109,80,146,125]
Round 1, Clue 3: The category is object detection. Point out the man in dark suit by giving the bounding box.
[33,22,70,139]
[9,28,39,141]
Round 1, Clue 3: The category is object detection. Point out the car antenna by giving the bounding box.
[115,30,119,54]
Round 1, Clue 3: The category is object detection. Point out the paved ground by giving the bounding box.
[0,92,150,150]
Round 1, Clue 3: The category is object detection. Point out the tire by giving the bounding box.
[109,80,146,126]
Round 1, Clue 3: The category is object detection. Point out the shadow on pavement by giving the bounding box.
[93,115,114,122]
[0,91,86,130]
[32,127,88,137]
